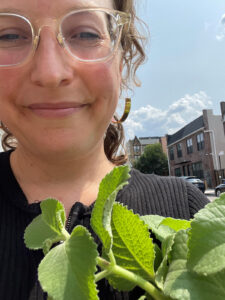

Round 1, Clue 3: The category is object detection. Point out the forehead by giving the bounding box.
[0,0,114,18]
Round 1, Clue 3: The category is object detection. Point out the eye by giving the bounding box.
[71,31,101,41]
[0,30,30,47]
[0,33,25,40]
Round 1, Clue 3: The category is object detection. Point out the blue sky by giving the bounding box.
[123,0,225,139]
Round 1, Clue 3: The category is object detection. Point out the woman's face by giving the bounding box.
[0,0,122,158]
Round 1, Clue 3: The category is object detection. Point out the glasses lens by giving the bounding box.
[0,15,33,66]
[61,10,119,61]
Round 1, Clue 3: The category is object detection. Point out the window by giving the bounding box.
[175,167,181,177]
[187,164,191,176]
[134,155,140,161]
[169,147,174,160]
[133,145,141,154]
[176,143,182,158]
[197,133,204,151]
[182,165,186,176]
[186,138,193,154]
[192,162,204,178]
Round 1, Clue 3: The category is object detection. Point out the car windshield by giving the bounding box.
[186,178,202,183]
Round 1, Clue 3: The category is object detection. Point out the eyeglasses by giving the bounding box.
[0,8,131,68]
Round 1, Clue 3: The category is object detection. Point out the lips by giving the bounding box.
[28,102,87,118]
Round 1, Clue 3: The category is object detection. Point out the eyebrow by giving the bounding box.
[0,8,25,14]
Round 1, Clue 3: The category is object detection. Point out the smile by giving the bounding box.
[28,102,87,118]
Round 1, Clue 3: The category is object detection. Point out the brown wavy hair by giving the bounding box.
[1,0,147,165]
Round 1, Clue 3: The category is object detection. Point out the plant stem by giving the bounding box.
[61,228,70,241]
[112,265,168,300]
[97,257,110,269]
[108,249,116,265]
[95,270,111,282]
[97,257,168,300]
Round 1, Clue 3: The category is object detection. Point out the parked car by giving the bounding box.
[180,176,206,193]
[215,180,225,197]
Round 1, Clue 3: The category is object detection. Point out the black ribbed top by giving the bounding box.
[0,150,209,300]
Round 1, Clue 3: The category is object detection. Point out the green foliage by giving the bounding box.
[133,143,169,175]
[107,203,155,291]
[38,226,98,300]
[24,167,225,300]
[187,196,225,275]
[90,166,130,254]
[24,199,69,254]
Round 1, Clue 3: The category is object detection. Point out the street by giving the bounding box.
[205,189,217,202]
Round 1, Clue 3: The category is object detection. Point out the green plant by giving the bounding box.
[24,166,225,300]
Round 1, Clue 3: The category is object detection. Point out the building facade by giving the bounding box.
[127,136,167,165]
[167,107,225,188]
[221,102,225,135]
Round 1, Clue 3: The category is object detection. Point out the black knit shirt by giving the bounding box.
[0,150,209,300]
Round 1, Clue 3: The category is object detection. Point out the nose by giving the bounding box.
[30,27,74,88]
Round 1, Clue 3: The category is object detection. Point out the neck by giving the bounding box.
[10,144,114,213]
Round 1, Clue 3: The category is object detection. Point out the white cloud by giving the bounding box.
[124,91,213,139]
[220,14,225,25]
[216,13,225,41]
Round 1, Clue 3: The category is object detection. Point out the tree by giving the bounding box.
[133,143,169,175]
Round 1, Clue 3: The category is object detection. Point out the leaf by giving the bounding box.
[155,234,175,290]
[40,198,66,233]
[164,230,225,300]
[187,197,225,275]
[154,244,163,272]
[141,215,174,242]
[91,166,130,254]
[24,199,67,254]
[107,203,155,291]
[160,218,191,232]
[38,226,99,300]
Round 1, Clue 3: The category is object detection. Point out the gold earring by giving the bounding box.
[112,98,131,124]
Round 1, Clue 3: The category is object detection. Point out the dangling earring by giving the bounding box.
[112,98,131,124]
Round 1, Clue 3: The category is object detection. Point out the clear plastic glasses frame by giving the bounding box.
[0,8,131,68]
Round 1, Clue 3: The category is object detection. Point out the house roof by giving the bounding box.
[167,115,204,146]
[139,137,161,145]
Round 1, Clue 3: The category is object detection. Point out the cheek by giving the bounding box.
[84,61,121,101]
[0,70,23,99]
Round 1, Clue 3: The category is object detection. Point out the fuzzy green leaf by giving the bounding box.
[91,166,130,254]
[160,218,191,232]
[141,215,174,242]
[40,198,66,232]
[187,196,225,275]
[155,234,175,290]
[38,226,99,300]
[24,215,58,250]
[154,244,163,272]
[24,199,67,253]
[107,203,155,291]
[164,230,225,300]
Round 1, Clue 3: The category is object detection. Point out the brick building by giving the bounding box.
[167,107,225,188]
[127,136,167,165]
